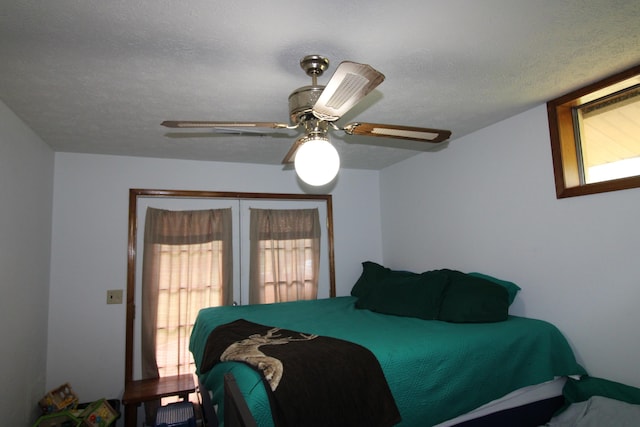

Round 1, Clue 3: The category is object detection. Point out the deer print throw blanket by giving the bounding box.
[200,318,401,427]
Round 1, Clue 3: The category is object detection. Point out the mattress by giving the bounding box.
[190,296,585,426]
[434,377,569,426]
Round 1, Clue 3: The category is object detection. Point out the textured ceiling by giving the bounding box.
[1,1,639,170]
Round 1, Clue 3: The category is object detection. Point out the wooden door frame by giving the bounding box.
[125,188,336,383]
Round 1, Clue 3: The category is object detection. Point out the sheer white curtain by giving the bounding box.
[141,207,233,382]
[249,208,321,304]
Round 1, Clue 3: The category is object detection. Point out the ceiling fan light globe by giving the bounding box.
[294,137,340,186]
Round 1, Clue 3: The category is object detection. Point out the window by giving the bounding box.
[257,238,316,303]
[141,208,233,380]
[154,240,223,377]
[249,208,321,304]
[141,206,321,379]
[547,64,640,198]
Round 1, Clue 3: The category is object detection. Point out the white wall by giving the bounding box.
[380,104,640,388]
[0,101,54,425]
[48,153,383,406]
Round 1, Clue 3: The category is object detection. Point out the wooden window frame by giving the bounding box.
[547,64,640,198]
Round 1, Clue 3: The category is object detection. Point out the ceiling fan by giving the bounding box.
[162,55,452,185]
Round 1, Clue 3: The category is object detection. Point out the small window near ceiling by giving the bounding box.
[547,64,640,198]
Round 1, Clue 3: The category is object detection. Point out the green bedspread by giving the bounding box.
[190,296,585,426]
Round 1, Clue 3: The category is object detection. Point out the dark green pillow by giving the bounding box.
[355,270,449,319]
[350,261,416,298]
[468,272,521,305]
[438,270,509,323]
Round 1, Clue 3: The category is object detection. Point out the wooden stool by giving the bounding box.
[122,374,195,427]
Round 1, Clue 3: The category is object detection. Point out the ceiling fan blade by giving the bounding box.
[342,122,451,143]
[281,137,306,164]
[312,61,385,122]
[161,121,291,129]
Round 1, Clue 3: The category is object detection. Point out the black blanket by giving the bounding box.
[200,319,401,427]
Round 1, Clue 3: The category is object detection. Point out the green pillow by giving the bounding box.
[438,270,509,323]
[350,261,416,298]
[355,270,449,319]
[468,272,521,305]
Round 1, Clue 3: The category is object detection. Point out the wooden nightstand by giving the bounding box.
[122,373,195,427]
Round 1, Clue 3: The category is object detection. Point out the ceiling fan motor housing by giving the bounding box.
[288,85,324,124]
[288,55,331,125]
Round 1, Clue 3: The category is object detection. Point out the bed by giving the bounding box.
[189,264,586,426]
